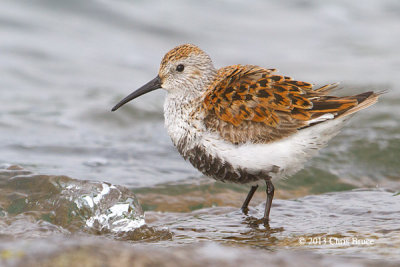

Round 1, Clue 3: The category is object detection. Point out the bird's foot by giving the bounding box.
[241,206,249,215]
[245,216,270,227]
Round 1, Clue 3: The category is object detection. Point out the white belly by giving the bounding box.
[198,116,349,180]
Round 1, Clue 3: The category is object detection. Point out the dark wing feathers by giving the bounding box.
[202,65,378,144]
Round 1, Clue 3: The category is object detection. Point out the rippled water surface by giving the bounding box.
[1,0,400,265]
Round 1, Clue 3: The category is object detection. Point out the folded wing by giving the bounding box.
[202,65,378,144]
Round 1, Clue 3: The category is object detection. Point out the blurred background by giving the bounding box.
[1,0,400,265]
[1,0,399,190]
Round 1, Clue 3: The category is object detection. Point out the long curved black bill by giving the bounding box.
[111,76,162,111]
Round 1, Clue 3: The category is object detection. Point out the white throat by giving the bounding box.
[163,92,204,153]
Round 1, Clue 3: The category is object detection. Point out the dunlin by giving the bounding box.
[112,44,380,225]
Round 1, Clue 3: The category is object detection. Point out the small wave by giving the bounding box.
[0,165,172,240]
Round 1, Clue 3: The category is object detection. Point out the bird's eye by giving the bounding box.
[176,64,184,72]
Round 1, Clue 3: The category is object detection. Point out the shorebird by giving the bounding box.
[112,44,380,225]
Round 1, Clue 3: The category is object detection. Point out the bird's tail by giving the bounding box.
[336,91,384,118]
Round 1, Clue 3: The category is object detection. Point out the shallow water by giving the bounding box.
[1,0,400,265]
[1,165,400,265]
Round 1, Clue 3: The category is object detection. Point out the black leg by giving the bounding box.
[263,180,274,225]
[241,185,259,214]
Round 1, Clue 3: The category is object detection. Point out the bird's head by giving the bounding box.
[112,44,216,111]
